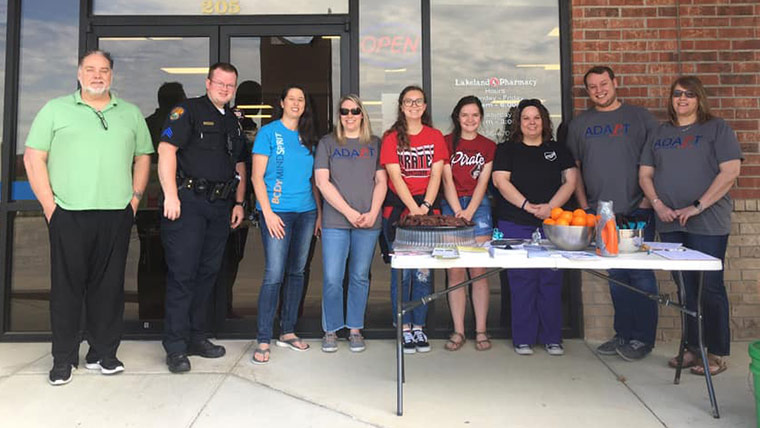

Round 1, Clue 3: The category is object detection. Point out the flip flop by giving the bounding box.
[445,332,466,351]
[668,350,698,369]
[252,347,270,365]
[475,331,492,351]
[690,357,727,376]
[276,337,310,352]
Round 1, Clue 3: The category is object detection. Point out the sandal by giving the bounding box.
[276,336,310,352]
[668,350,698,369]
[445,332,466,351]
[475,331,492,351]
[690,355,727,376]
[252,346,270,365]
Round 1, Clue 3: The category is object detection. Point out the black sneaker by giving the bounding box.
[48,363,75,386]
[187,339,226,358]
[402,330,416,354]
[85,357,124,375]
[412,329,431,353]
[166,353,191,373]
[616,340,652,362]
[596,335,626,355]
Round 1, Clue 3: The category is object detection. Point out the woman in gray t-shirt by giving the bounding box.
[639,76,742,376]
[314,94,387,353]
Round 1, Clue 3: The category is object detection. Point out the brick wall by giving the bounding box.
[570,0,760,343]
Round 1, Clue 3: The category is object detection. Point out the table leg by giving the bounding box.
[674,271,688,384]
[695,271,720,418]
[396,268,404,416]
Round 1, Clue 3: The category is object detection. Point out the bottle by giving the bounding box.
[595,200,619,257]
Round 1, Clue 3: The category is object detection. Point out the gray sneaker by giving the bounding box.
[348,332,366,353]
[596,335,626,355]
[616,340,652,361]
[321,332,338,353]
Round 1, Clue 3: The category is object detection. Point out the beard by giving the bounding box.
[593,93,617,109]
[82,83,110,96]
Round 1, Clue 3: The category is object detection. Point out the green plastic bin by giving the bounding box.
[750,341,760,428]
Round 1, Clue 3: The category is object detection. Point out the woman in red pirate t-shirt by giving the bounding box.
[380,85,448,354]
[440,96,496,351]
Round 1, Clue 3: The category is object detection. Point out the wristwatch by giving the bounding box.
[693,199,702,212]
[235,200,247,209]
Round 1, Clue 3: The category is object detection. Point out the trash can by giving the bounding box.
[750,341,760,427]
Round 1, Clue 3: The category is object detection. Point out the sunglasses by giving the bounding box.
[672,89,697,99]
[339,107,362,116]
[94,110,108,130]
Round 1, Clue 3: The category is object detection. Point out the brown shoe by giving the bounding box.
[445,332,466,351]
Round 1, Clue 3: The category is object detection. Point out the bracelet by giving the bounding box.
[421,200,432,209]
[652,198,661,205]
[520,199,528,210]
[132,191,143,201]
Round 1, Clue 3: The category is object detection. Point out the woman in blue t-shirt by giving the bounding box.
[251,84,320,364]
[492,99,577,356]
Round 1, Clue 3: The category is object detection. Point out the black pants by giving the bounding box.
[49,205,134,366]
[161,189,231,355]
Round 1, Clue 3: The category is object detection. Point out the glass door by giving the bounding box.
[88,23,349,338]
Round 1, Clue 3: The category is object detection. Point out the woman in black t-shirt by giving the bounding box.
[492,99,577,356]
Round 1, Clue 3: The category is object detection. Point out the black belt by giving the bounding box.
[177,175,239,202]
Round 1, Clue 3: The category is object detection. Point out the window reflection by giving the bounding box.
[359,0,422,133]
[93,0,347,15]
[15,0,79,195]
[431,0,562,141]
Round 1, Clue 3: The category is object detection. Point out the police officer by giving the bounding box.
[157,62,247,373]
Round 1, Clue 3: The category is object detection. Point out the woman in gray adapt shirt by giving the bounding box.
[314,94,387,353]
[639,76,742,376]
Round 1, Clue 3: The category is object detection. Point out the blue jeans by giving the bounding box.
[608,208,658,346]
[441,196,493,237]
[660,231,730,356]
[383,218,431,326]
[321,227,380,332]
[256,210,317,343]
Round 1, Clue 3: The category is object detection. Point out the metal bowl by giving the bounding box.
[618,228,644,253]
[542,224,594,251]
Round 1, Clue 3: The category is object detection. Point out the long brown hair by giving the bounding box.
[383,85,432,150]
[667,76,714,126]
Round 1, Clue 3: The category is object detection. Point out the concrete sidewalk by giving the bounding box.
[0,339,755,427]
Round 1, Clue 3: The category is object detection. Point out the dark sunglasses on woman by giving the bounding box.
[339,107,362,116]
[672,89,697,99]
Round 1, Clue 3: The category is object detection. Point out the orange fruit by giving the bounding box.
[571,216,587,226]
[550,207,563,220]
[556,218,570,226]
[560,211,573,221]
[573,208,586,218]
[586,213,597,227]
[543,218,556,225]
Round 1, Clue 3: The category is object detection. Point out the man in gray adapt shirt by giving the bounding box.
[566,66,659,361]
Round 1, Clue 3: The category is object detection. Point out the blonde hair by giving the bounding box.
[335,94,372,145]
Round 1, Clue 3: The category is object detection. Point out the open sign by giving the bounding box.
[360,22,420,68]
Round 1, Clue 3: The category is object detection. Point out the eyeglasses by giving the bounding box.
[402,98,425,107]
[339,107,362,116]
[209,80,237,90]
[94,110,108,130]
[672,89,697,99]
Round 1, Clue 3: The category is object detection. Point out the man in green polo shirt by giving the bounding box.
[23,50,153,386]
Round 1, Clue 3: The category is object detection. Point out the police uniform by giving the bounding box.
[159,95,247,356]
